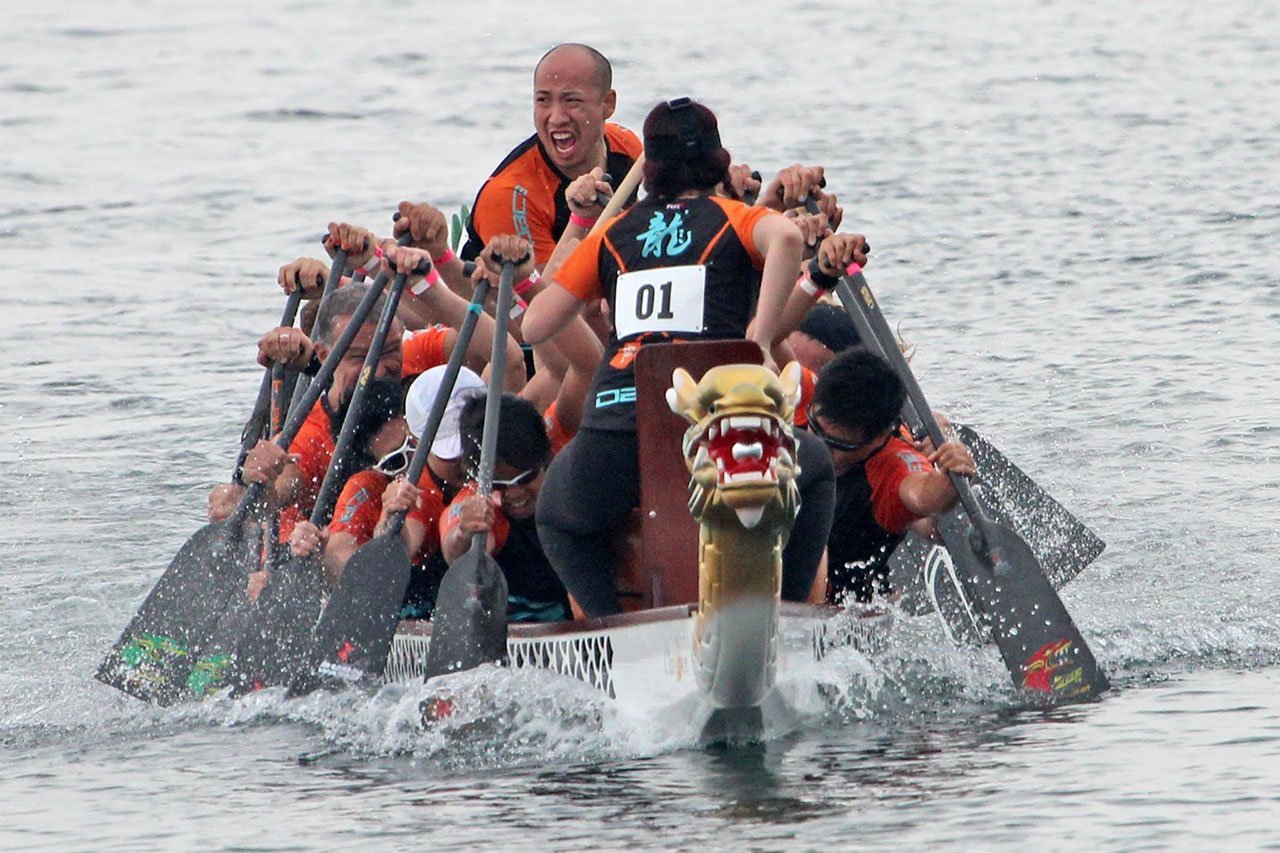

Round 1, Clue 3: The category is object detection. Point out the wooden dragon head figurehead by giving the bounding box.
[667,362,803,532]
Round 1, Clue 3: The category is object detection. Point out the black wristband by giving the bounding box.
[302,352,323,377]
[807,257,840,291]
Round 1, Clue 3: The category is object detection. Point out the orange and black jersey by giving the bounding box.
[827,435,934,603]
[554,193,778,430]
[461,124,642,267]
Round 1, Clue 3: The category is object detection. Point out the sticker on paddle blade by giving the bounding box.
[1021,638,1088,697]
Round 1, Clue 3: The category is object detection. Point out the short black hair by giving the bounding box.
[534,43,612,94]
[459,392,552,474]
[798,303,861,354]
[327,375,406,479]
[811,350,905,438]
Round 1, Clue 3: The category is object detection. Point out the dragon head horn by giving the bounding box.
[778,361,803,422]
[667,367,702,423]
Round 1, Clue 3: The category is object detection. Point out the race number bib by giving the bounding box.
[613,265,706,339]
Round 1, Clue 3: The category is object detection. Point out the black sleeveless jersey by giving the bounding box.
[577,194,767,432]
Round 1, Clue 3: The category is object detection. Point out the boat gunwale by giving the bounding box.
[395,601,874,640]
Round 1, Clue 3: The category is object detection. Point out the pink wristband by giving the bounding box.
[513,269,541,296]
[569,211,598,229]
[799,274,822,298]
[436,247,456,265]
[409,264,442,296]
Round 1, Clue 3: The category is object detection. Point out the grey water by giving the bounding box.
[2,0,1278,849]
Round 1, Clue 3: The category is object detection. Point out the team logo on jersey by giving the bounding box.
[897,450,925,473]
[339,488,371,524]
[636,211,693,258]
[511,185,531,242]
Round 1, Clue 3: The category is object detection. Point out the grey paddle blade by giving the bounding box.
[888,423,1107,640]
[289,534,415,695]
[935,511,1110,700]
[422,548,509,680]
[225,554,327,693]
[96,520,258,705]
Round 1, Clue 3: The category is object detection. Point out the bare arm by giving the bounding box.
[898,441,976,517]
[750,214,805,354]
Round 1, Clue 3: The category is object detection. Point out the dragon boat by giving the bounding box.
[387,341,893,735]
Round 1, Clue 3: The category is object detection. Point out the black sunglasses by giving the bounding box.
[807,406,876,453]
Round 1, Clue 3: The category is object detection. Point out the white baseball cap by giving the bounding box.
[405,365,485,460]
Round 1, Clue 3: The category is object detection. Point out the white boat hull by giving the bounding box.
[386,602,892,718]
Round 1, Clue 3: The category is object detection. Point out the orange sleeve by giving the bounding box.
[440,484,510,552]
[405,479,446,564]
[866,437,933,534]
[793,366,817,428]
[470,175,557,271]
[604,124,643,159]
[714,197,777,270]
[542,400,577,456]
[401,325,451,379]
[287,402,334,514]
[327,470,389,545]
[553,227,607,301]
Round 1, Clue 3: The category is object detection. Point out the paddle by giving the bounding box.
[227,252,423,693]
[291,273,496,695]
[422,260,519,681]
[833,265,1110,701]
[97,261,394,705]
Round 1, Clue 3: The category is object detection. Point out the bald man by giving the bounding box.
[461,44,643,269]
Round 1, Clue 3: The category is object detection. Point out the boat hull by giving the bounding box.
[386,602,892,715]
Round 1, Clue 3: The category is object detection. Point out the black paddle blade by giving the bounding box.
[938,513,1110,702]
[225,554,328,694]
[889,424,1107,639]
[422,550,509,680]
[96,521,259,705]
[289,534,414,696]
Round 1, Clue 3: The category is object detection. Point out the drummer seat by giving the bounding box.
[614,339,764,610]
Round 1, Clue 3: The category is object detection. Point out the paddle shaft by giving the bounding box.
[234,288,307,482]
[468,261,517,555]
[288,247,349,414]
[384,275,493,538]
[225,270,392,527]
[305,263,413,528]
[835,268,989,535]
[594,153,644,228]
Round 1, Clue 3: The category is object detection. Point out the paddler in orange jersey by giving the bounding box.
[517,97,825,617]
[284,366,485,617]
[460,43,642,273]
[810,349,977,604]
[208,239,523,533]
[438,392,571,623]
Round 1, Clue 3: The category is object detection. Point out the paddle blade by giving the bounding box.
[226,554,327,693]
[940,513,1110,702]
[422,548,509,680]
[957,424,1106,587]
[96,521,259,705]
[289,534,415,696]
[888,424,1107,640]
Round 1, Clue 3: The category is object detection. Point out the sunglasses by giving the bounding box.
[807,406,876,453]
[374,433,417,477]
[470,466,542,491]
